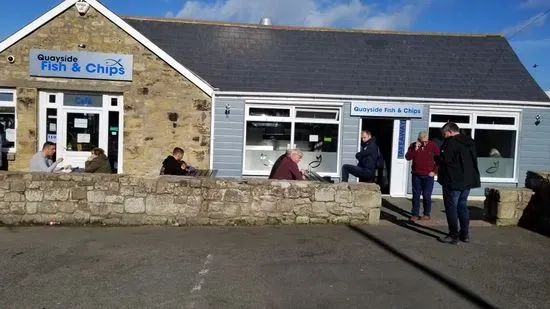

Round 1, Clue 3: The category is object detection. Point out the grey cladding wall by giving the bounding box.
[212,97,245,177]
[340,103,361,181]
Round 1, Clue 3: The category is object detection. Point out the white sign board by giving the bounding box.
[351,102,423,118]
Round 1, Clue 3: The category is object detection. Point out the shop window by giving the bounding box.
[0,89,16,153]
[429,110,519,181]
[244,105,341,176]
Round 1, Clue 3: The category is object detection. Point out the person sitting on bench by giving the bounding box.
[270,149,305,180]
[341,130,380,182]
[161,147,192,176]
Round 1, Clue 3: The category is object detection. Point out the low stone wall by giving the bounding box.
[0,172,381,226]
[484,187,534,226]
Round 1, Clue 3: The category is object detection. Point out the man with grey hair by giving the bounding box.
[405,131,440,221]
[270,149,304,180]
[435,122,480,245]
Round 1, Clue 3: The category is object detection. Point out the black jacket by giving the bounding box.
[162,155,188,176]
[435,134,481,190]
[355,137,379,176]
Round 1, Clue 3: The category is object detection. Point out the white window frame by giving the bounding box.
[0,88,16,153]
[243,104,342,177]
[429,108,520,183]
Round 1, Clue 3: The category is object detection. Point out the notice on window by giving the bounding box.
[47,134,57,143]
[77,133,90,143]
[309,135,319,142]
[5,129,15,142]
[74,118,88,128]
[49,123,57,132]
[324,137,333,142]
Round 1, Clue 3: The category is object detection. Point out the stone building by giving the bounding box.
[1,0,549,198]
[0,0,212,176]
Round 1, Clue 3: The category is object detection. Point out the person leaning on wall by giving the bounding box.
[84,147,112,173]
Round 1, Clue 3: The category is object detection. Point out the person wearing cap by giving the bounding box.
[405,131,440,221]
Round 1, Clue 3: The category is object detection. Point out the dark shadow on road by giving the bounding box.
[347,225,501,309]
[381,199,447,239]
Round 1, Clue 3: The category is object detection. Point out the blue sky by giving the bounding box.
[1,0,549,92]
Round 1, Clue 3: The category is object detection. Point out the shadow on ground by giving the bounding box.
[380,199,447,240]
[347,224,502,309]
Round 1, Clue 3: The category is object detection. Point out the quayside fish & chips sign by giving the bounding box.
[351,102,423,118]
[29,49,133,81]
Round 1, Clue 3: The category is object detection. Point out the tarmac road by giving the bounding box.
[1,224,549,309]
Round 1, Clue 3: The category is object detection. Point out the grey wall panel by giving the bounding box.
[212,97,245,177]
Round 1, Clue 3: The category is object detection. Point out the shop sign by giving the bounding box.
[29,49,133,81]
[351,102,423,118]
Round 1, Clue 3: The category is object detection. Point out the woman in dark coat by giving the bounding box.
[85,148,112,173]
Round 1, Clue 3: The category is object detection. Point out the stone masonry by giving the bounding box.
[0,6,211,175]
[0,172,381,226]
[484,187,534,226]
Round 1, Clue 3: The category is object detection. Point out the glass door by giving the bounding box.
[58,109,107,169]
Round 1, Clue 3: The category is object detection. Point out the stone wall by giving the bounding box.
[0,6,211,175]
[484,187,534,226]
[0,172,381,226]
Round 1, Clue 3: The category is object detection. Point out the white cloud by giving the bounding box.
[166,0,429,30]
[502,12,548,36]
[520,0,550,9]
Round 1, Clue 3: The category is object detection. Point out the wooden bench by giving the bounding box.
[186,169,218,177]
[304,170,333,183]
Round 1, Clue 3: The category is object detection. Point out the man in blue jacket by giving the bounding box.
[341,130,380,182]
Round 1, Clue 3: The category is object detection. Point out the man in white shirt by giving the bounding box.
[30,142,63,172]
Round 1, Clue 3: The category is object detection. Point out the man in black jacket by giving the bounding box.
[341,130,380,182]
[435,123,481,245]
[162,147,189,176]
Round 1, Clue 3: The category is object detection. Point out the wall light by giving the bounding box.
[535,115,542,126]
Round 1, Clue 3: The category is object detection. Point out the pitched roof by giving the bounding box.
[123,17,549,102]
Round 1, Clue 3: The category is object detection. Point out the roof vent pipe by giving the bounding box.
[259,17,272,26]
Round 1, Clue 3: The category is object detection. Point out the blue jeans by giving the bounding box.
[341,164,373,182]
[411,175,435,216]
[442,187,470,239]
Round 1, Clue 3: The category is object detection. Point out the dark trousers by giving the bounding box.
[442,187,470,239]
[411,175,435,216]
[341,164,373,182]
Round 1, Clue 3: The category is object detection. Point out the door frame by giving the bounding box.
[359,118,410,197]
[38,91,124,173]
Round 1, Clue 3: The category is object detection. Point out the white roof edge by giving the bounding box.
[214,91,550,107]
[0,0,214,97]
[546,91,550,98]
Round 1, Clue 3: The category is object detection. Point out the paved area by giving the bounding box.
[1,223,549,309]
[381,197,492,227]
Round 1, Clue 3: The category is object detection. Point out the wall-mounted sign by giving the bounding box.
[29,49,133,81]
[350,102,423,118]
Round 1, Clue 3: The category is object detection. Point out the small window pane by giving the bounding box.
[430,114,470,124]
[249,107,290,117]
[0,92,13,102]
[0,110,15,149]
[477,116,515,125]
[64,93,103,108]
[49,94,56,103]
[245,121,291,172]
[296,110,338,120]
[111,98,118,107]
[475,129,516,179]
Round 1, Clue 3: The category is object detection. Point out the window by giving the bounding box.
[0,89,16,153]
[244,105,341,176]
[429,109,519,181]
